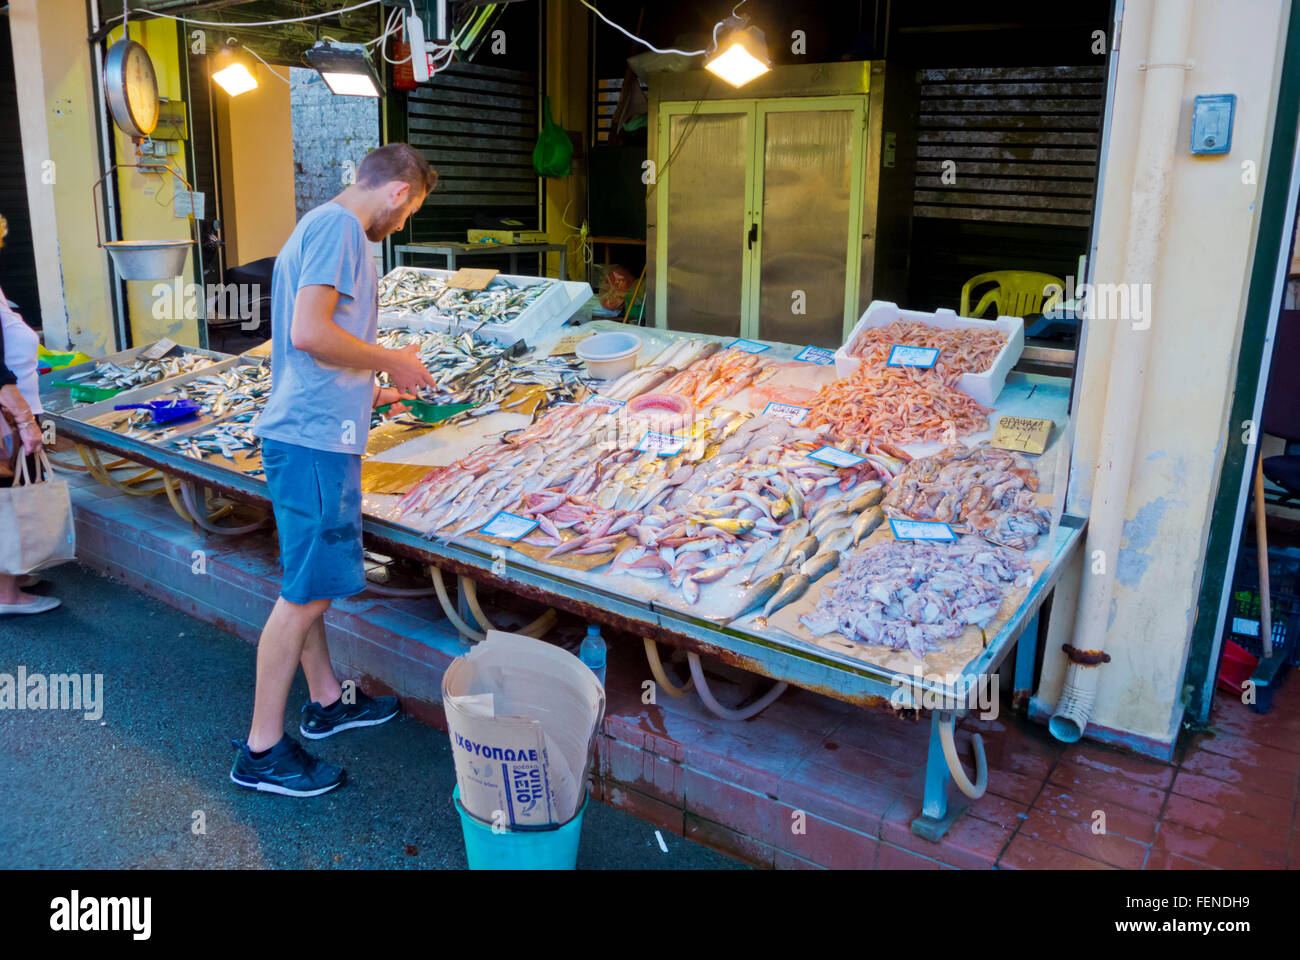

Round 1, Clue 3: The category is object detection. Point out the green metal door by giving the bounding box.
[655,95,867,343]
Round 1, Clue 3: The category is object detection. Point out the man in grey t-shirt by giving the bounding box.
[231,145,439,797]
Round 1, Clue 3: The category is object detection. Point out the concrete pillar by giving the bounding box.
[10,0,115,353]
[1035,0,1294,756]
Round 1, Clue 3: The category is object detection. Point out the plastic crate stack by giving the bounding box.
[1227,545,1300,666]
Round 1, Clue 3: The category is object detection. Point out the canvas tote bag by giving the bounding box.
[0,447,76,574]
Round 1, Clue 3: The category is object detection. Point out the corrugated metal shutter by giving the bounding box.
[912,65,1104,228]
[404,61,539,241]
[0,17,42,328]
[594,76,647,144]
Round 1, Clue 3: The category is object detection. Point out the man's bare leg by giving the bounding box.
[300,613,344,707]
[248,596,331,752]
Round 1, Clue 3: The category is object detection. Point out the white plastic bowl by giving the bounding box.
[575,331,641,380]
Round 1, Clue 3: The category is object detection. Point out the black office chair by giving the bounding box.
[208,256,274,351]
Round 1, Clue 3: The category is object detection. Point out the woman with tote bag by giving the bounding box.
[0,213,68,615]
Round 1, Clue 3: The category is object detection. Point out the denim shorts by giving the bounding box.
[261,437,365,605]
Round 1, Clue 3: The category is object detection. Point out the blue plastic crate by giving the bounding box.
[1225,544,1300,668]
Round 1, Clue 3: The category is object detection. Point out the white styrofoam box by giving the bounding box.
[834,300,1025,407]
[378,266,586,347]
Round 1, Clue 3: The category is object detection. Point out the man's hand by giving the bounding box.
[384,343,438,395]
[374,386,415,416]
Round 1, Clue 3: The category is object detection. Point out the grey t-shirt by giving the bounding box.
[254,201,377,455]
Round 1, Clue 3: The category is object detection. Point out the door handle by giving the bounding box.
[747,222,759,249]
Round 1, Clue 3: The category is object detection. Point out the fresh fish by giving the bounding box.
[727,572,784,623]
[848,485,884,513]
[785,535,820,570]
[820,527,854,556]
[761,574,810,618]
[852,506,884,545]
[799,550,840,583]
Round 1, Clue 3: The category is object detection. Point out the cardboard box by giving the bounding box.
[443,631,605,828]
[467,228,550,245]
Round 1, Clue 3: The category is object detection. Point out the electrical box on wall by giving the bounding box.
[1190,94,1236,154]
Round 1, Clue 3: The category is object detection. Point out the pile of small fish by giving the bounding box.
[106,363,272,441]
[598,338,722,400]
[882,442,1052,550]
[436,279,552,327]
[378,268,553,327]
[379,268,447,318]
[72,353,214,391]
[375,327,583,421]
[799,537,1032,657]
[659,346,776,408]
[169,410,261,469]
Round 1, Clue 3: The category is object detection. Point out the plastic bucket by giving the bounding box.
[453,785,587,870]
[574,331,641,380]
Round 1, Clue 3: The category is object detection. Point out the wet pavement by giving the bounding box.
[0,563,742,870]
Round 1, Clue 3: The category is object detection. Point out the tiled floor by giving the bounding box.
[58,456,1300,869]
[597,635,1300,869]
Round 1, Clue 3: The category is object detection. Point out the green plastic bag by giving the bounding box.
[533,96,573,178]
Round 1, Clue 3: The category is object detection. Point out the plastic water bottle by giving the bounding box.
[579,624,606,687]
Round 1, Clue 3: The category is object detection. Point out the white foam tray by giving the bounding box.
[378,266,591,347]
[834,300,1024,407]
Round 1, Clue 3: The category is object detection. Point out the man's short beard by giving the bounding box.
[366,204,405,241]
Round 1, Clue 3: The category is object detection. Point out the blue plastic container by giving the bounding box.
[453,785,587,870]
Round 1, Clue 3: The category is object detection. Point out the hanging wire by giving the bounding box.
[240,42,290,84]
[107,0,385,28]
[575,0,707,57]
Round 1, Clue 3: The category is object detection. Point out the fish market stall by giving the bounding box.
[43,306,1085,840]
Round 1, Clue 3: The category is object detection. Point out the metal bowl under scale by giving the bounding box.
[103,240,193,281]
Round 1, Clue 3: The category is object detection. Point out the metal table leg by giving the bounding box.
[510,253,519,275]
[911,710,965,841]
[1013,611,1040,705]
[559,247,568,281]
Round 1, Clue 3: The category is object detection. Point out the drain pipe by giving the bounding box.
[1051,0,1193,742]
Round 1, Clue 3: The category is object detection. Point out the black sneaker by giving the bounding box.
[299,690,400,740]
[229,735,346,797]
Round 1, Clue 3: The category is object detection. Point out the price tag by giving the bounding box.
[637,431,686,457]
[481,511,538,541]
[890,519,957,541]
[141,337,179,360]
[763,401,809,425]
[794,345,836,365]
[549,333,588,356]
[886,345,940,368]
[729,338,770,354]
[446,267,499,290]
[991,416,1054,455]
[808,445,866,468]
[585,395,625,412]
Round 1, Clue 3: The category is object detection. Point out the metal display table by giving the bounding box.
[42,331,1086,840]
[395,241,567,280]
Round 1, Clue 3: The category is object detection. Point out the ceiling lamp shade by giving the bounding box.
[704,21,771,88]
[211,43,258,96]
[305,40,382,97]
